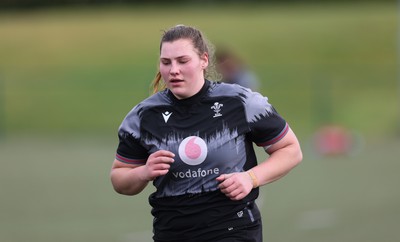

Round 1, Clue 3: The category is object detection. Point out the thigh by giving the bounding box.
[215,219,263,242]
[154,220,263,242]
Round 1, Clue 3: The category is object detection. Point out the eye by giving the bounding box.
[178,58,190,64]
[160,59,170,65]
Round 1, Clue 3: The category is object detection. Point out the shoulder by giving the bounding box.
[119,90,171,133]
[209,81,269,107]
[208,81,250,98]
[140,90,171,110]
[127,90,171,117]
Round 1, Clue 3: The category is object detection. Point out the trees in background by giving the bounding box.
[0,0,390,10]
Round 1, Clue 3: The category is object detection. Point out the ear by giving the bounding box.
[200,52,209,69]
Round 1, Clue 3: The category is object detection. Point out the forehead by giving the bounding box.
[160,38,197,58]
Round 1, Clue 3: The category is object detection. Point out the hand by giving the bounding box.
[143,150,175,181]
[216,172,253,201]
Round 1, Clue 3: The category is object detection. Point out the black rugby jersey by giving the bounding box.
[116,80,288,240]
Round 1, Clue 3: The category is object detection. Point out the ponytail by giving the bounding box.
[151,71,165,94]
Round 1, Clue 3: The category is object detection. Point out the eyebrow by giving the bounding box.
[160,55,191,60]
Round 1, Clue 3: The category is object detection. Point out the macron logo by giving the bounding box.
[162,111,172,123]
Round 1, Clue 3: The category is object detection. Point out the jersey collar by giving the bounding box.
[168,80,210,105]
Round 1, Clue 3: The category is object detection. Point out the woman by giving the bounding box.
[110,25,302,242]
[216,46,260,91]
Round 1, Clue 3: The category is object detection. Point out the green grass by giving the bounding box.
[0,2,397,138]
[0,136,399,242]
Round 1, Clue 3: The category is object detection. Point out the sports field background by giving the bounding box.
[0,2,399,242]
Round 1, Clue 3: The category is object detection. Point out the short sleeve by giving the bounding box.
[115,106,149,165]
[243,90,289,148]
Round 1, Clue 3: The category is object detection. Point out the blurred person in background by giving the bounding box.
[110,24,302,242]
[216,46,260,91]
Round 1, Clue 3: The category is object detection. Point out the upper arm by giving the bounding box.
[110,158,148,195]
[110,158,145,184]
[116,104,149,165]
[265,128,303,167]
[243,90,289,147]
[266,127,298,153]
[111,159,143,170]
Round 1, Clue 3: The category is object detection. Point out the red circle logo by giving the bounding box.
[178,136,208,166]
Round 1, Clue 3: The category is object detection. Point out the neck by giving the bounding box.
[174,79,205,100]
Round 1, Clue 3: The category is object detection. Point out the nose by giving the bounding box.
[170,62,179,76]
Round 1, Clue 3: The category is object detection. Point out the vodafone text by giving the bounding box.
[172,168,220,179]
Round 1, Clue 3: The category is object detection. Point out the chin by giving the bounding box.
[170,90,189,99]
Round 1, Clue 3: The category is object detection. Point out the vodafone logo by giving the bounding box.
[174,136,218,179]
[178,136,208,166]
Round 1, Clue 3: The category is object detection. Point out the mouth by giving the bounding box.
[169,79,184,86]
[169,78,184,84]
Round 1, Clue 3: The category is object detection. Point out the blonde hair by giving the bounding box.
[151,25,218,94]
[151,71,163,94]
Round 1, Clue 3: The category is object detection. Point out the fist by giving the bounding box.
[216,172,253,201]
[144,150,175,181]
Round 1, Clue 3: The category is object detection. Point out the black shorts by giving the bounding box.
[151,191,262,242]
[154,219,263,242]
[213,219,263,242]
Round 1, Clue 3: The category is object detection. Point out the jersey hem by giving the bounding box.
[256,122,289,147]
[115,153,146,165]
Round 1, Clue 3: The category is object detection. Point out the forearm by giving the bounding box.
[110,165,149,196]
[251,144,302,187]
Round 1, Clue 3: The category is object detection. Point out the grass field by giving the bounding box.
[0,2,399,242]
[0,136,399,242]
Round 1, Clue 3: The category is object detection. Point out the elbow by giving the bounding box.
[294,148,303,166]
[111,183,139,196]
[111,183,128,195]
[110,175,140,196]
[113,187,137,196]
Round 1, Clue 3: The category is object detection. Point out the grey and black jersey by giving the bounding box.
[116,80,289,240]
